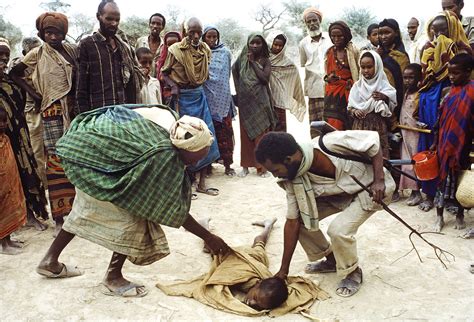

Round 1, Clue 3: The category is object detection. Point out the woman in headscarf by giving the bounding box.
[11,12,78,233]
[156,31,182,104]
[202,25,237,176]
[416,10,472,212]
[232,32,277,177]
[323,21,359,130]
[377,18,410,201]
[0,38,48,240]
[348,50,397,158]
[265,30,306,132]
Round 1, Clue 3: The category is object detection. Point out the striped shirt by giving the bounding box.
[76,32,129,112]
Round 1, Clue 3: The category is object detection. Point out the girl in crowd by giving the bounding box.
[348,50,397,159]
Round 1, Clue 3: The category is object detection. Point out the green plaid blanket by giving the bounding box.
[56,104,191,228]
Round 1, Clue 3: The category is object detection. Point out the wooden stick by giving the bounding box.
[397,124,432,134]
[350,175,455,269]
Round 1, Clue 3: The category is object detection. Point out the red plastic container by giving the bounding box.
[412,151,439,181]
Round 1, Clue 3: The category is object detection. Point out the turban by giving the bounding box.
[302,7,323,22]
[0,37,10,50]
[329,21,353,44]
[170,115,214,152]
[36,12,69,38]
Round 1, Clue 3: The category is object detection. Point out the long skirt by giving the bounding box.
[0,135,26,239]
[399,94,419,190]
[42,102,75,219]
[274,107,287,132]
[240,121,267,172]
[213,114,234,168]
[308,98,324,139]
[63,189,170,265]
[352,112,390,159]
[177,87,220,172]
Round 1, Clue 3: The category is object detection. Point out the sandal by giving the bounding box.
[336,268,363,297]
[101,282,148,298]
[36,263,83,278]
[196,187,219,196]
[305,260,337,274]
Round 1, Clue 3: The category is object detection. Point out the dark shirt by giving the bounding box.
[76,31,128,112]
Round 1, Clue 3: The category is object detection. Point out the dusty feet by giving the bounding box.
[461,228,474,239]
[252,218,277,229]
[225,167,236,177]
[406,191,422,206]
[237,167,249,178]
[419,199,434,212]
[305,259,337,274]
[433,215,445,232]
[391,191,401,202]
[102,276,148,297]
[258,171,271,178]
[336,267,363,297]
[0,236,23,255]
[454,216,466,230]
[36,259,82,278]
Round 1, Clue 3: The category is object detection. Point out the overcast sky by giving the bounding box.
[2,0,473,37]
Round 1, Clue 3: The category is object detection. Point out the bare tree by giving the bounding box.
[163,4,187,33]
[253,3,286,34]
[70,13,95,42]
[40,0,71,12]
[340,6,377,38]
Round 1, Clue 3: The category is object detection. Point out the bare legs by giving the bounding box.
[252,218,277,246]
[0,235,23,255]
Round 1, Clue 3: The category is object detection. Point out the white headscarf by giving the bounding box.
[347,50,397,117]
[170,115,214,152]
[0,37,10,50]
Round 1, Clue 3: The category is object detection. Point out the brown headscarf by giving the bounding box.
[329,21,353,45]
[36,12,68,40]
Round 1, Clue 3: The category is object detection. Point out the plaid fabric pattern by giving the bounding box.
[42,102,64,154]
[308,98,324,138]
[56,104,192,228]
[437,81,474,182]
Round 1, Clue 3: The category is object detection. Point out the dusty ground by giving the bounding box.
[1,113,473,321]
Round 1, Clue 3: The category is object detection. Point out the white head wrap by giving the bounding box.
[170,115,214,152]
[0,37,11,50]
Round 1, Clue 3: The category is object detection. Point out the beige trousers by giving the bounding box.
[298,194,374,277]
[25,109,47,188]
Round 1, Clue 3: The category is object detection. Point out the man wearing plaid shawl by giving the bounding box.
[36,104,229,298]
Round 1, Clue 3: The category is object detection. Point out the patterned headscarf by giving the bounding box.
[0,37,10,50]
[36,12,68,40]
[302,7,323,22]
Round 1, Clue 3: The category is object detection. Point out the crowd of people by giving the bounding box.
[0,0,473,314]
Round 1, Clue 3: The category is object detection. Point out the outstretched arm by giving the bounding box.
[274,218,300,280]
[182,214,230,255]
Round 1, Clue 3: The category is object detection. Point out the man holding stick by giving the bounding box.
[255,130,396,297]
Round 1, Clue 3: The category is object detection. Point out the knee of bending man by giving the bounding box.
[327,221,351,241]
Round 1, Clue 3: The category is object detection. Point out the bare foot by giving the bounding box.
[419,199,434,212]
[237,167,249,178]
[252,218,277,229]
[391,191,400,202]
[0,244,23,255]
[258,171,271,178]
[37,258,66,275]
[454,217,466,230]
[433,216,445,232]
[406,191,422,206]
[102,276,148,297]
[26,218,48,231]
[225,167,236,177]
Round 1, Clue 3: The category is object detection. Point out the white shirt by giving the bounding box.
[298,33,332,98]
[139,77,162,105]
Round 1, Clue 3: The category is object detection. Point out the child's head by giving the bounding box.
[165,32,181,47]
[271,34,286,55]
[403,63,422,93]
[0,107,7,134]
[367,24,379,47]
[244,277,289,311]
[136,47,153,76]
[431,15,449,39]
[360,52,376,80]
[448,53,473,86]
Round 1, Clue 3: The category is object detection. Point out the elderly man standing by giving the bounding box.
[299,7,332,138]
[36,105,229,298]
[161,17,220,196]
[136,13,166,77]
[76,0,143,113]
